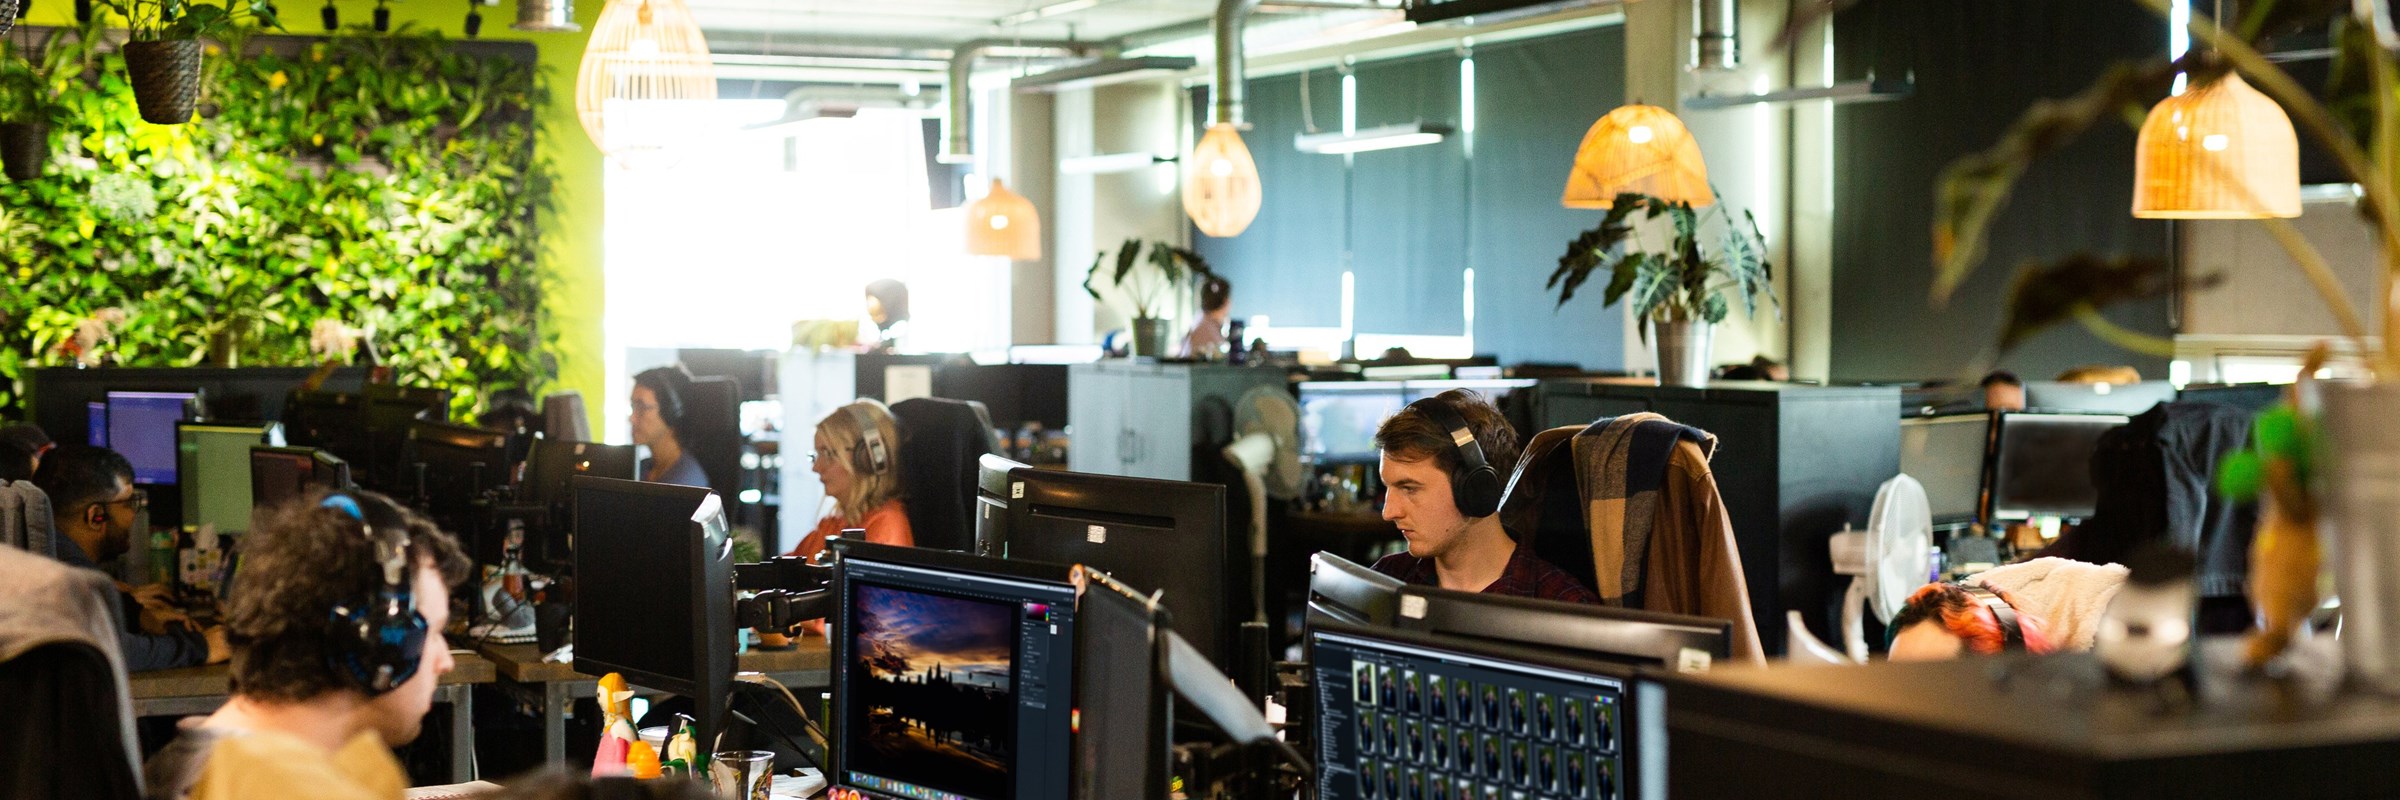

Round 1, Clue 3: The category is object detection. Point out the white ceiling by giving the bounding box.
[686,0,1225,46]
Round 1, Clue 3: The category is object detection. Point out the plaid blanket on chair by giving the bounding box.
[1572,413,1718,607]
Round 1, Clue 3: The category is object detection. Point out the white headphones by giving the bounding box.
[847,402,890,475]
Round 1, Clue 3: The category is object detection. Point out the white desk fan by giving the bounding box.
[1827,474,1934,661]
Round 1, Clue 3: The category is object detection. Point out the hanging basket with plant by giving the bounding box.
[1546,191,1777,387]
[94,0,278,124]
[0,30,76,180]
[1083,238,1220,359]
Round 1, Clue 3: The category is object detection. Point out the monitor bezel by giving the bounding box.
[567,476,733,743]
[1393,583,1734,669]
[1979,410,2132,522]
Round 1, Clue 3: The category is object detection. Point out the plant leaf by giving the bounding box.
[1994,253,2221,354]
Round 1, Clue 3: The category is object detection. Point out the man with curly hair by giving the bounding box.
[143,489,470,800]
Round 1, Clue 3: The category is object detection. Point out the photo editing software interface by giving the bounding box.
[1313,630,1629,800]
[836,558,1077,800]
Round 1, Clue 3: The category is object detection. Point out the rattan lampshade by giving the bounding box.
[2131,72,2300,219]
[966,179,1042,261]
[1183,123,1263,238]
[574,0,715,153]
[1561,104,1714,208]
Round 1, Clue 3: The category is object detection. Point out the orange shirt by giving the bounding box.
[785,499,913,560]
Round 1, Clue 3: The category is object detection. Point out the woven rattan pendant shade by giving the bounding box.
[1184,123,1263,238]
[1561,104,1714,208]
[2132,72,2300,219]
[966,179,1042,261]
[575,0,715,153]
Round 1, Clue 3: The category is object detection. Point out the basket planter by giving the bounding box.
[123,39,201,125]
[0,121,47,181]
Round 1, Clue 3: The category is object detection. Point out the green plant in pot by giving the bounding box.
[1547,191,1776,387]
[0,34,76,181]
[94,0,279,124]
[1083,238,1219,359]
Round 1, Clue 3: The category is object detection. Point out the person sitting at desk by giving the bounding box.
[1180,275,1233,360]
[629,365,710,488]
[1369,390,1597,604]
[1981,370,2026,412]
[33,444,228,672]
[144,490,469,800]
[785,399,914,560]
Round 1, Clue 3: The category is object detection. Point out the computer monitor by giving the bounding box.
[86,401,107,447]
[1394,584,1733,671]
[520,438,637,511]
[999,466,1234,671]
[1307,552,1405,628]
[973,454,1027,557]
[402,420,512,509]
[1900,414,1992,523]
[365,386,451,489]
[177,422,276,534]
[1983,411,2130,521]
[249,446,351,511]
[828,539,1078,800]
[571,477,734,746]
[1073,567,1172,800]
[1299,383,1407,465]
[1308,617,1640,800]
[282,389,371,469]
[2022,380,2176,415]
[108,390,198,485]
[1398,379,1540,404]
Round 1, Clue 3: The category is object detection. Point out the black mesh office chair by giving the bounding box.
[888,397,1000,553]
[681,376,746,513]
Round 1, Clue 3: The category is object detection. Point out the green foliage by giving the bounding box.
[1547,191,1777,339]
[93,0,281,42]
[0,28,87,125]
[2218,402,2316,502]
[0,25,556,418]
[1083,238,1221,320]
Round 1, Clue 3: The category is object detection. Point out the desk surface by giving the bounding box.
[129,651,496,700]
[476,637,831,684]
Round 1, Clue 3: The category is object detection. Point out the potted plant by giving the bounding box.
[94,0,278,124]
[1083,238,1220,359]
[1546,191,1777,387]
[0,32,76,181]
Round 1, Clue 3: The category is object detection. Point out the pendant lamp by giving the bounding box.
[1561,104,1714,208]
[2131,71,2300,219]
[575,0,715,153]
[1184,123,1263,238]
[966,179,1042,261]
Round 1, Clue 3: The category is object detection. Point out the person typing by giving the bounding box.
[33,444,227,671]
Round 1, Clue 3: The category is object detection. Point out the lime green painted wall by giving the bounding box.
[21,0,607,429]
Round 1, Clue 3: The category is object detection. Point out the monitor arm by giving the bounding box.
[733,557,836,632]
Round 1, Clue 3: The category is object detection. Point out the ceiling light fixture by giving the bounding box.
[966,179,1043,261]
[1185,0,1266,238]
[1011,56,1199,93]
[2131,71,2299,219]
[1059,152,1175,174]
[1295,121,1454,154]
[1683,76,1914,109]
[1560,103,1714,208]
[575,0,716,153]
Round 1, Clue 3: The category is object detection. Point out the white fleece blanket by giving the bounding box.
[1967,557,2130,651]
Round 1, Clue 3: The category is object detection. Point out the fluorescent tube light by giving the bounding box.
[1295,122,1455,154]
[1059,152,1176,174]
[1011,56,1200,93]
[1683,76,1914,110]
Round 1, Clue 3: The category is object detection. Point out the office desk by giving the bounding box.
[478,638,833,764]
[128,651,496,783]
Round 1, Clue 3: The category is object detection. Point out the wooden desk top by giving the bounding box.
[129,651,496,700]
[475,636,831,685]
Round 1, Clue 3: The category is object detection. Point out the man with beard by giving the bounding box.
[33,445,227,671]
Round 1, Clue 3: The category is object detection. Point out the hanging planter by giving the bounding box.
[122,39,201,124]
[0,121,47,180]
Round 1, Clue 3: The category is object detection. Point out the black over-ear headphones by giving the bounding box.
[1405,397,1501,519]
[649,370,688,432]
[321,493,429,694]
[1963,584,2026,652]
[847,402,890,476]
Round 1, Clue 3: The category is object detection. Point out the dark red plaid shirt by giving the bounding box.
[1372,543,1600,605]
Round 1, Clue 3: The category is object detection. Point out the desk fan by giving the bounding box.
[1828,474,1933,661]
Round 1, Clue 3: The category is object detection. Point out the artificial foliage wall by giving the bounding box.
[0,24,554,417]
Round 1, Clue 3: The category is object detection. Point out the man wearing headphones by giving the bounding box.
[1370,390,1597,603]
[144,489,471,800]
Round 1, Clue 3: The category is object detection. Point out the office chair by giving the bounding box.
[888,397,1000,553]
[0,546,144,799]
[0,478,57,558]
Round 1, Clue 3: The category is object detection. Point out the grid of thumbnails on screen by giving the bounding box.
[1311,629,1628,800]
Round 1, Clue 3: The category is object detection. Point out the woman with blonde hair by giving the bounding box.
[784,399,913,560]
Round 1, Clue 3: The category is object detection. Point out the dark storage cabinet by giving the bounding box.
[1533,380,1901,655]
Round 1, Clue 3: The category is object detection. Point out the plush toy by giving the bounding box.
[2216,351,2325,669]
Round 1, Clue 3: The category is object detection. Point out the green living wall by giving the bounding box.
[0,23,560,417]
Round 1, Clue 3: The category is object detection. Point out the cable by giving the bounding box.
[736,671,829,749]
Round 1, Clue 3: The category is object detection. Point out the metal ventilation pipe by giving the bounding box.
[1692,0,1738,71]
[943,39,1096,163]
[1214,0,1265,127]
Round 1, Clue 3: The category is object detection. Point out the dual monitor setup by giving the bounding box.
[571,457,1733,800]
[1902,409,2139,526]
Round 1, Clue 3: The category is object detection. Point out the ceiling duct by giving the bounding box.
[1691,0,1736,71]
[1012,55,1199,93]
[1215,0,1265,126]
[944,38,1100,163]
[1404,0,1606,25]
[745,85,937,133]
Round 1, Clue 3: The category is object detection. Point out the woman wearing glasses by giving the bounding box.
[783,399,914,561]
[628,365,710,488]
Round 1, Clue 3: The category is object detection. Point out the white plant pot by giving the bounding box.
[2324,381,2400,691]
[1653,320,1713,389]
